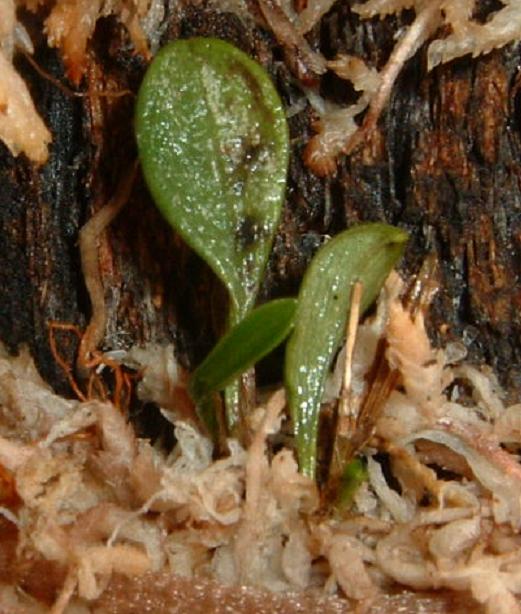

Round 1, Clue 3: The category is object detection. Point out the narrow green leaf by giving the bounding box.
[135,38,289,319]
[190,298,297,402]
[285,223,408,477]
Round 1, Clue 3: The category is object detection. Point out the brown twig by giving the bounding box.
[77,162,137,376]
[328,281,363,490]
[257,0,326,83]
[22,51,133,99]
[350,341,400,457]
[48,321,88,401]
[338,281,363,427]
[49,320,137,411]
[344,2,443,157]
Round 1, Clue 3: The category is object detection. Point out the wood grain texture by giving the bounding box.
[0,2,519,395]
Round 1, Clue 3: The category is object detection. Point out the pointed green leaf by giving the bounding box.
[135,38,289,318]
[285,223,408,478]
[190,298,297,402]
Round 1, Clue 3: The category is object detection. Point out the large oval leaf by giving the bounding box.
[285,223,408,477]
[190,298,297,403]
[135,38,289,318]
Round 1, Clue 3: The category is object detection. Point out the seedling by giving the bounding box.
[135,38,289,429]
[285,223,408,477]
[135,38,408,481]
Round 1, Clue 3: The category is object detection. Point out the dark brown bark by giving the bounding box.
[318,5,521,394]
[1,2,520,397]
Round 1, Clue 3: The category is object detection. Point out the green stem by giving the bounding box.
[223,300,258,436]
[224,381,241,433]
[224,302,242,433]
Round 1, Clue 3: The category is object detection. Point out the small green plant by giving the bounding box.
[135,38,290,429]
[135,38,408,484]
[285,223,408,477]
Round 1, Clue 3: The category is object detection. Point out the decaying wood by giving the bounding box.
[77,161,136,375]
[315,2,521,394]
[0,3,520,397]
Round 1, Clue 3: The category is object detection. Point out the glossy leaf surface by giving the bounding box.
[190,298,297,402]
[285,223,408,477]
[135,38,289,318]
